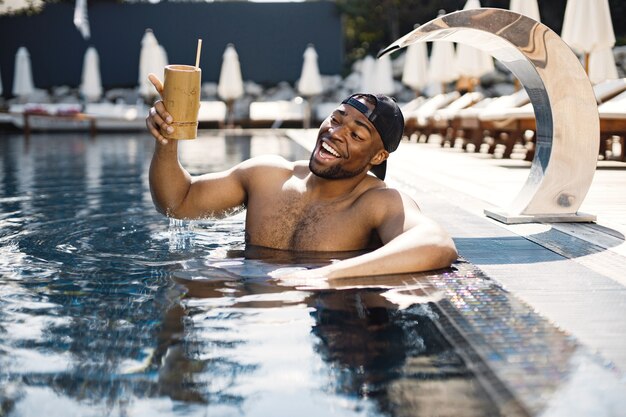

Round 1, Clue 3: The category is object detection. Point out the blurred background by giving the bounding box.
[1,0,625,125]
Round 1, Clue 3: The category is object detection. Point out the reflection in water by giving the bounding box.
[169,262,504,416]
[308,289,502,416]
[1,132,623,416]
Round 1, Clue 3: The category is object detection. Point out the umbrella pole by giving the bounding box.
[584,52,590,74]
[226,100,234,128]
[304,97,311,129]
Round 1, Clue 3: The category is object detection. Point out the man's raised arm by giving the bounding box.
[146,74,247,219]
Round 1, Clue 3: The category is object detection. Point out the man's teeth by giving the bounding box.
[322,142,340,157]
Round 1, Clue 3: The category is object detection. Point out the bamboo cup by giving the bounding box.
[160,64,201,140]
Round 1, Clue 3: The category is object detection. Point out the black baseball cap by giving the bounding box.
[341,93,404,180]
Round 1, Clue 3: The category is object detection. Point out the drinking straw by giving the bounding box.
[195,39,202,69]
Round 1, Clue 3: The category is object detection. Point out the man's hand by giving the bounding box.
[269,266,332,289]
[145,73,174,146]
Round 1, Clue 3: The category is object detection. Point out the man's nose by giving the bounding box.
[328,124,348,140]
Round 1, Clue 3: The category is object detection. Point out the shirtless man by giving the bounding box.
[145,74,457,280]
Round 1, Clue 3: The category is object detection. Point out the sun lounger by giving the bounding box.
[248,100,305,128]
[198,101,228,127]
[403,91,460,141]
[9,103,96,134]
[477,102,535,158]
[475,78,626,160]
[84,102,150,131]
[400,96,427,116]
[592,78,626,104]
[421,91,484,146]
[449,89,530,153]
[598,90,626,161]
[8,102,154,134]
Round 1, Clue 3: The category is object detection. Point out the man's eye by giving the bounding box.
[352,132,362,140]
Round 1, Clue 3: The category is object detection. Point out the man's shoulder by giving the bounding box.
[239,155,293,169]
[358,182,399,200]
[357,183,420,212]
[236,155,309,182]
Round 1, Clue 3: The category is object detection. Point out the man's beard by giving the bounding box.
[308,153,370,180]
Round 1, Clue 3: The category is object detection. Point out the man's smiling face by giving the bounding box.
[309,96,387,180]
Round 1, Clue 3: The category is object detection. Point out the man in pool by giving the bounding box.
[145,74,457,280]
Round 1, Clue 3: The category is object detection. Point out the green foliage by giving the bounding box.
[337,0,626,74]
[0,0,45,15]
[336,0,501,72]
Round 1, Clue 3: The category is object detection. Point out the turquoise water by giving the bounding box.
[0,132,514,416]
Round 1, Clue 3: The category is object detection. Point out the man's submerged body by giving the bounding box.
[147,77,458,280]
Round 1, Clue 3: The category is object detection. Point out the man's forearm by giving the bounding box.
[149,141,192,216]
[316,228,457,279]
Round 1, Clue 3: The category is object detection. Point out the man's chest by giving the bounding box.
[244,191,375,251]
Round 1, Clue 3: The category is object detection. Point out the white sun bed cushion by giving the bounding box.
[198,101,227,122]
[479,102,535,121]
[593,78,626,104]
[457,89,529,120]
[250,100,305,121]
[400,96,427,116]
[432,92,484,121]
[598,90,626,119]
[410,91,461,125]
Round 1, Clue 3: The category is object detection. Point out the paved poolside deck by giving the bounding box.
[288,129,626,377]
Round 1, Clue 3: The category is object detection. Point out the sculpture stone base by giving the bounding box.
[484,209,597,224]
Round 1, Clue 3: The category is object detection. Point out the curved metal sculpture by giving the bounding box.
[380,8,598,223]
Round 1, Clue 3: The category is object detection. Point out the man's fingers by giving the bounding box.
[148,73,164,97]
[150,107,172,133]
[143,78,172,146]
[154,100,173,124]
[145,113,169,145]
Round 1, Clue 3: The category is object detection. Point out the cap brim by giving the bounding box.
[370,160,387,181]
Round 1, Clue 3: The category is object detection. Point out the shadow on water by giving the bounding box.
[454,226,625,265]
[1,132,624,416]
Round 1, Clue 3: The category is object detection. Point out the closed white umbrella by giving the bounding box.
[217,44,244,101]
[428,41,458,93]
[73,0,90,40]
[373,53,395,95]
[509,0,540,22]
[138,29,168,100]
[359,55,377,92]
[561,0,615,73]
[588,47,618,84]
[80,46,102,102]
[509,0,541,91]
[402,40,429,94]
[297,44,323,129]
[455,0,494,83]
[297,44,323,97]
[218,43,244,126]
[12,46,35,98]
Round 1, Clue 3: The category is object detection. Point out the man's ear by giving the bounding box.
[370,149,389,166]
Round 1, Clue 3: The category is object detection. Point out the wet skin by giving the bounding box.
[146,74,457,279]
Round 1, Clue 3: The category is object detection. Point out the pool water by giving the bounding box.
[2,131,612,417]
